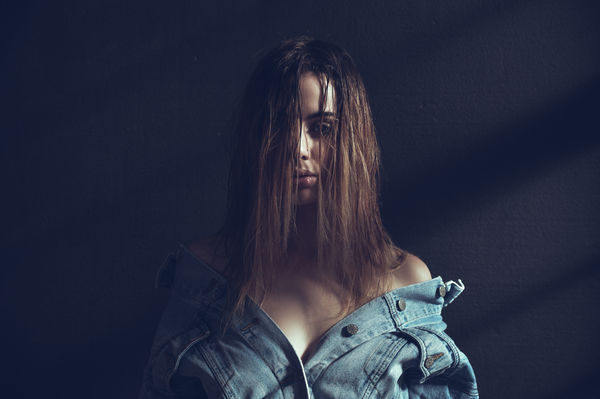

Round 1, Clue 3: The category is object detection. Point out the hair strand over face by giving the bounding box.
[213,36,407,333]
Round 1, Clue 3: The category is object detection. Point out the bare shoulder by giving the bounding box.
[390,252,433,288]
[186,235,229,275]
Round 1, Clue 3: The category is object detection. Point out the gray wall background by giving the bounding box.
[3,1,599,398]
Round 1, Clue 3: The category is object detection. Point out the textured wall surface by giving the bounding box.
[3,1,599,398]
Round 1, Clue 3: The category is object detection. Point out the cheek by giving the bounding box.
[319,142,332,166]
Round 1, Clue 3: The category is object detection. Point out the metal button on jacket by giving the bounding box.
[437,285,447,298]
[396,299,406,311]
[345,323,359,335]
[425,357,435,368]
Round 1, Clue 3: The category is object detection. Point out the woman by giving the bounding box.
[139,36,478,398]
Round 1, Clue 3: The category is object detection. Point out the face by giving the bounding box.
[293,72,336,206]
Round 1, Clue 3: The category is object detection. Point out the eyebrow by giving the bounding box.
[305,111,337,120]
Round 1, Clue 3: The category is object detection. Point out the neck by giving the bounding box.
[288,203,318,263]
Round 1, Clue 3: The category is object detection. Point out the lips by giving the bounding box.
[293,170,318,187]
[294,169,317,178]
[294,173,317,178]
[295,175,317,187]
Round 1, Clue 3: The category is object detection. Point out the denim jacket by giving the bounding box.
[139,244,479,398]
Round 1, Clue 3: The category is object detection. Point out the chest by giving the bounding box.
[257,282,349,363]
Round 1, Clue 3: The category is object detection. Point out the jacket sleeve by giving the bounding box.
[138,252,212,399]
[405,346,479,398]
[399,286,479,397]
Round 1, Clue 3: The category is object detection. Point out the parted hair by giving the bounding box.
[212,36,407,331]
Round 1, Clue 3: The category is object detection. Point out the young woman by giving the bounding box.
[139,36,478,398]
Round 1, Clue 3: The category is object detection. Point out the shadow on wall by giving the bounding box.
[458,253,600,341]
[546,369,598,399]
[383,76,600,238]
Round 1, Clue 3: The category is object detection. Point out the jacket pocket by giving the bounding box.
[141,300,239,398]
[148,318,212,395]
[140,282,224,395]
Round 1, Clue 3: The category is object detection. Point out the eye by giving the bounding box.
[309,122,333,136]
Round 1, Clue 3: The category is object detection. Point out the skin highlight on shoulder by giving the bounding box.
[390,252,432,288]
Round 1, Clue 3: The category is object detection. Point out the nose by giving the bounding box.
[299,125,313,161]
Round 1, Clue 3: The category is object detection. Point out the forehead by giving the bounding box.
[299,72,336,118]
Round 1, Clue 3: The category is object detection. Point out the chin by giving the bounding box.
[294,195,317,206]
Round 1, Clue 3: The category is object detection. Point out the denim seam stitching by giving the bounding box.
[197,341,236,398]
[361,335,409,399]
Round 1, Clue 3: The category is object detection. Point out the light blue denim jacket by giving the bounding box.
[139,244,479,398]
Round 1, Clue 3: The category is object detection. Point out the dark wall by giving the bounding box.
[3,1,599,398]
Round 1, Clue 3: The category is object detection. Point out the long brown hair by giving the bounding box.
[212,36,407,330]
